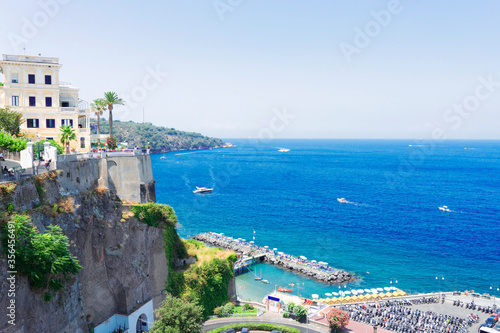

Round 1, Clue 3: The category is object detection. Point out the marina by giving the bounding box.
[193,232,355,284]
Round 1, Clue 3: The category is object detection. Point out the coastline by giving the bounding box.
[150,142,236,154]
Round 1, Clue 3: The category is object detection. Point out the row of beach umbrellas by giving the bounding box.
[318,290,407,304]
[322,287,398,297]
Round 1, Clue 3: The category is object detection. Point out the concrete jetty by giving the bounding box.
[193,232,355,284]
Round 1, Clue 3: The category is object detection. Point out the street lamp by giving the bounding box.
[490,284,499,306]
[436,275,445,292]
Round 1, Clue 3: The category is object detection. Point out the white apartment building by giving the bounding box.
[0,54,91,152]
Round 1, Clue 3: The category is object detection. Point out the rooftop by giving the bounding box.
[2,54,59,64]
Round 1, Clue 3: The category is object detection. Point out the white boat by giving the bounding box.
[337,198,348,203]
[439,206,451,212]
[160,156,166,159]
[278,148,290,152]
[261,279,270,284]
[193,187,213,194]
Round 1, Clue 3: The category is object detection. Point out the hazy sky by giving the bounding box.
[1,0,499,139]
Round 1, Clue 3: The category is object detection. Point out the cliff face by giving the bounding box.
[0,169,168,333]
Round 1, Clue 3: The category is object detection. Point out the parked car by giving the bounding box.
[224,329,235,333]
[270,331,282,333]
[241,329,250,333]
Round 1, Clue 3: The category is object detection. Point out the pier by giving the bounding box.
[193,232,355,284]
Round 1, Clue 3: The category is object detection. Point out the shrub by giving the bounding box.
[106,135,118,150]
[283,311,290,318]
[213,306,222,316]
[243,303,254,311]
[221,302,234,316]
[326,308,350,333]
[206,323,299,333]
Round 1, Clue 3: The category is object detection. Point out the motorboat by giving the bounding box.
[193,187,213,194]
[278,148,290,152]
[254,277,262,281]
[261,279,270,284]
[337,198,348,203]
[278,287,293,293]
[439,206,451,212]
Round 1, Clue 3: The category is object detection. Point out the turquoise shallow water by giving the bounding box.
[153,139,500,301]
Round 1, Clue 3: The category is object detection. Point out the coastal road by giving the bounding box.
[203,312,328,333]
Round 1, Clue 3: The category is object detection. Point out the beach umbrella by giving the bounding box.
[241,239,246,242]
[377,288,384,292]
[312,294,319,299]
[311,260,317,263]
[384,287,391,291]
[343,291,351,295]
[390,286,397,291]
[250,241,254,244]
[278,252,284,255]
[364,289,371,293]
[299,256,307,260]
[351,290,358,295]
[325,293,332,297]
[273,248,278,251]
[357,289,365,294]
[370,288,378,294]
[332,292,339,296]
[264,246,269,249]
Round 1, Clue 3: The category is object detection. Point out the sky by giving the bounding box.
[1,0,499,139]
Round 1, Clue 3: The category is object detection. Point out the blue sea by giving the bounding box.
[153,139,500,302]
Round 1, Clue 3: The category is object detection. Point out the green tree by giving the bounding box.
[91,98,107,141]
[59,125,76,154]
[103,92,124,137]
[0,107,24,136]
[1,215,82,294]
[150,294,204,333]
[0,130,28,152]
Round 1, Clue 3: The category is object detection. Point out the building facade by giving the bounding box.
[0,54,91,152]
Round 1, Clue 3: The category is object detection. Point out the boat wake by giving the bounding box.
[337,198,375,207]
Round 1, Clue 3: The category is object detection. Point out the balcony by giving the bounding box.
[61,107,76,112]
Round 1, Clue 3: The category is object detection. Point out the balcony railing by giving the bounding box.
[61,107,76,112]
[3,54,58,64]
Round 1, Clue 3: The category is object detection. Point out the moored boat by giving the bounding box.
[337,198,348,203]
[439,206,451,212]
[261,279,270,284]
[278,287,293,292]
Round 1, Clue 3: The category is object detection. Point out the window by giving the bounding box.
[29,96,36,107]
[11,73,18,83]
[28,74,35,84]
[61,119,73,127]
[27,119,39,128]
[46,119,55,128]
[61,101,69,107]
[12,96,19,106]
[46,97,52,107]
[45,75,52,85]
[80,137,85,149]
[46,137,54,141]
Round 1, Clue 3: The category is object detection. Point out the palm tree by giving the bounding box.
[103,92,124,137]
[60,125,76,154]
[91,98,106,142]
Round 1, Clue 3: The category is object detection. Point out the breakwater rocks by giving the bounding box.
[193,233,355,284]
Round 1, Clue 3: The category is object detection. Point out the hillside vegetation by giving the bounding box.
[92,119,227,152]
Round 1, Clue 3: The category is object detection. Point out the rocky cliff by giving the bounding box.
[0,170,168,333]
